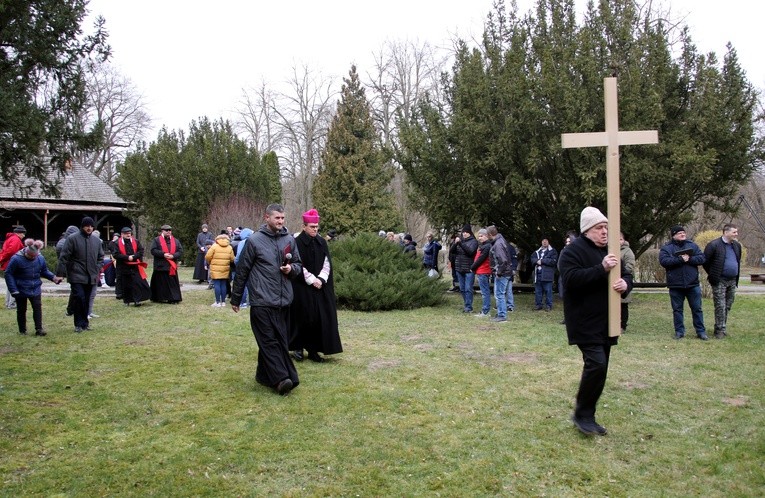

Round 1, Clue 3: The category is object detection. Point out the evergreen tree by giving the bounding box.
[332,234,445,311]
[312,65,402,235]
[397,0,763,255]
[116,118,281,246]
[0,1,109,194]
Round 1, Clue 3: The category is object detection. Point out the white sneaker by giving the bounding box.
[211,302,219,307]
[88,313,99,319]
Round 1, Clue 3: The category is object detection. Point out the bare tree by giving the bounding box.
[236,80,283,153]
[272,65,336,219]
[366,39,446,147]
[73,61,152,184]
[365,40,448,234]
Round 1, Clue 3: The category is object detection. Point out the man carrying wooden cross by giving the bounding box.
[558,207,632,435]
[560,77,657,435]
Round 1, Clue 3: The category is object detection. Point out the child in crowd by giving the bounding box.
[4,239,63,336]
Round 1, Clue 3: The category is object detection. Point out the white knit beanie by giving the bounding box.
[580,206,608,234]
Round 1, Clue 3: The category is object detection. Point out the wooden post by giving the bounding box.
[561,77,658,337]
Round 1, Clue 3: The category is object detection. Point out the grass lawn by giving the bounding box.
[1,272,763,496]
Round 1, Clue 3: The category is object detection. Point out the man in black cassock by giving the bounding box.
[113,227,151,306]
[289,208,343,363]
[150,224,183,304]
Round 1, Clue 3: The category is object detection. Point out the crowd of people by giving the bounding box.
[1,208,746,427]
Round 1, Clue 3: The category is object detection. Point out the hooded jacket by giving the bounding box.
[0,232,25,270]
[55,226,80,275]
[234,228,254,264]
[205,235,235,279]
[231,224,302,308]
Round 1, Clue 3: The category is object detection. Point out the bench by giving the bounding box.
[751,274,765,283]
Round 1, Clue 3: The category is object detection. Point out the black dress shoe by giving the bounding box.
[571,415,607,436]
[307,352,325,363]
[276,378,293,395]
[291,350,304,361]
[35,330,47,336]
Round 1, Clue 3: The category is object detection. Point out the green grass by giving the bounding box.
[1,273,763,496]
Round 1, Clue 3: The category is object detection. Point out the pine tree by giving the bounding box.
[312,65,402,235]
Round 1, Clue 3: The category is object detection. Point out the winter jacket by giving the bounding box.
[454,235,478,273]
[5,251,57,296]
[531,246,558,283]
[422,240,442,269]
[231,224,303,308]
[703,236,742,286]
[55,226,80,276]
[1,233,25,270]
[471,241,492,275]
[205,235,235,279]
[559,235,632,345]
[235,228,254,264]
[403,241,417,257]
[58,229,104,284]
[620,241,636,304]
[490,233,517,277]
[659,239,705,289]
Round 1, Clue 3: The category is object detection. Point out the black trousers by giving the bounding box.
[249,306,299,388]
[575,343,611,420]
[70,283,93,329]
[15,294,43,333]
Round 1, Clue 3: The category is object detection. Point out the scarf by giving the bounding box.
[158,236,178,276]
[118,238,148,279]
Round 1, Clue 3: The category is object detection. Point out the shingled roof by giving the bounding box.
[0,163,127,211]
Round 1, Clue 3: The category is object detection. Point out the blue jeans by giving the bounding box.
[476,274,491,314]
[213,279,228,303]
[494,275,514,317]
[456,271,474,312]
[669,286,705,337]
[535,281,553,309]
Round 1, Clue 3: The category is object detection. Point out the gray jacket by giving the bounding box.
[231,224,302,308]
[58,229,104,284]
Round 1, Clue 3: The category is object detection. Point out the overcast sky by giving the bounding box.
[85,0,764,138]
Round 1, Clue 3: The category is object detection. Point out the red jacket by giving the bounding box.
[0,233,24,270]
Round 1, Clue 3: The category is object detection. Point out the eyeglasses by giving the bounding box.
[163,229,172,232]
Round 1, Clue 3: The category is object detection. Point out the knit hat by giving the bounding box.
[24,239,41,257]
[81,217,95,228]
[404,233,413,242]
[579,206,608,234]
[13,226,26,233]
[462,224,473,236]
[670,224,685,236]
[302,209,320,224]
[201,223,208,229]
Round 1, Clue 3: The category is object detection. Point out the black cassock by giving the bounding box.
[289,232,342,355]
[113,238,151,305]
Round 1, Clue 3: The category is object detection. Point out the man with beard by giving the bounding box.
[558,207,632,436]
[113,227,151,306]
[58,217,103,332]
[150,225,184,304]
[289,209,343,363]
[230,204,303,395]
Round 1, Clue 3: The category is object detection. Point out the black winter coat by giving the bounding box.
[454,236,478,273]
[702,237,741,286]
[559,236,632,345]
[58,229,104,284]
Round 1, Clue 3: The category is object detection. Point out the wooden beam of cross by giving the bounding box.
[561,77,659,337]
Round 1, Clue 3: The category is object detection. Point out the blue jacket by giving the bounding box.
[5,251,57,297]
[659,239,705,288]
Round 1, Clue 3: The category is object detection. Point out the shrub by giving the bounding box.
[331,233,447,311]
[41,246,58,273]
[635,248,664,283]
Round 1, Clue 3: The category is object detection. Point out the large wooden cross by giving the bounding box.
[561,77,658,337]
